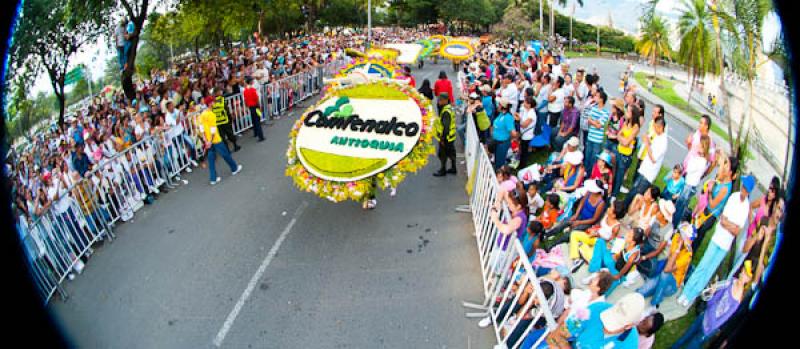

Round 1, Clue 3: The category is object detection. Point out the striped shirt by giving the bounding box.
[587,106,609,144]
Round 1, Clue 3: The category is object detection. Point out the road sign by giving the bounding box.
[65,66,84,85]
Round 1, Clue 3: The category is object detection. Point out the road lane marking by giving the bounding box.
[213,200,309,347]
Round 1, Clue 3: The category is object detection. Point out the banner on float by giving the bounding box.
[383,43,423,65]
[287,81,435,202]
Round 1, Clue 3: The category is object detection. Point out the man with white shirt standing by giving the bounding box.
[546,76,565,128]
[625,116,667,209]
[678,175,754,307]
[496,74,519,113]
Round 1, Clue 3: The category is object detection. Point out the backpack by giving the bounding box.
[475,110,490,131]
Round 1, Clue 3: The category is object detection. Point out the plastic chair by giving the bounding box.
[529,124,552,148]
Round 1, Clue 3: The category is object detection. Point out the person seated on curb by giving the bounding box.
[582,226,645,296]
[546,136,581,167]
[637,312,666,349]
[535,193,562,231]
[636,199,675,280]
[637,222,695,312]
[623,185,661,232]
[549,293,646,349]
[541,150,585,194]
[589,150,615,201]
[545,179,606,245]
[567,200,627,273]
[543,270,614,348]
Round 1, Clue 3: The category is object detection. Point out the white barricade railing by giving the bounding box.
[463,109,557,348]
[18,62,343,305]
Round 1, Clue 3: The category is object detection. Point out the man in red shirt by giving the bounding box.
[243,77,265,142]
[433,71,454,104]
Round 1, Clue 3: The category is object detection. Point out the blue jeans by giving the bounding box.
[681,242,728,303]
[671,313,713,349]
[624,174,652,211]
[638,272,678,306]
[613,152,633,197]
[117,46,125,70]
[588,241,622,295]
[584,140,603,170]
[673,185,697,228]
[207,142,238,181]
[123,41,132,68]
[520,327,548,349]
[494,140,511,170]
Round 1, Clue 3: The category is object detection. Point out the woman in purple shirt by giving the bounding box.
[671,263,752,349]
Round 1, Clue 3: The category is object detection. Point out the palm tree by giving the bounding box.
[677,0,718,108]
[712,0,772,154]
[636,15,672,80]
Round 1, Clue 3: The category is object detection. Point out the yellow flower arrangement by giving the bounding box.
[286,80,435,202]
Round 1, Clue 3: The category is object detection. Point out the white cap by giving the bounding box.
[567,136,580,148]
[600,293,646,333]
[469,92,479,99]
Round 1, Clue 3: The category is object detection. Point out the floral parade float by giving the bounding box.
[286,57,435,206]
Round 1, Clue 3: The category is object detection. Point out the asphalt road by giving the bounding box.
[48,61,495,349]
[44,57,758,349]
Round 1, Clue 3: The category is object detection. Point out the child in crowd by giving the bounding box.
[662,164,686,202]
[527,181,545,221]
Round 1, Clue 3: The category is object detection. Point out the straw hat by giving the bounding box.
[600,293,646,333]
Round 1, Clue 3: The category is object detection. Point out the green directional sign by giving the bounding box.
[65,66,84,85]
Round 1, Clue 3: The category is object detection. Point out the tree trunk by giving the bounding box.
[122,26,143,100]
[56,91,65,127]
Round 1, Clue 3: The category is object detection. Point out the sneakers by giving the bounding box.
[232,164,243,175]
[234,145,242,152]
[433,170,446,177]
[190,159,199,167]
[390,188,397,197]
[181,179,189,185]
[210,177,222,185]
[478,316,493,328]
[447,168,457,175]
[620,187,630,194]
[186,167,193,173]
[571,259,584,274]
[149,186,160,194]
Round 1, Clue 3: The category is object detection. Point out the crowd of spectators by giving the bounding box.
[454,39,784,348]
[6,29,399,283]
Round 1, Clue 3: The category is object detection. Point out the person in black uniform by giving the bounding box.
[433,92,457,177]
[213,87,241,152]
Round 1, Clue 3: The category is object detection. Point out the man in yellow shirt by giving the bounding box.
[199,107,242,185]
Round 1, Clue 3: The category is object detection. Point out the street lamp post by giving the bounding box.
[367,0,372,49]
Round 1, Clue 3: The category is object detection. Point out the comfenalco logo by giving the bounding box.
[295,95,423,182]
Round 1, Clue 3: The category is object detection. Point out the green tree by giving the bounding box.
[9,0,109,126]
[710,0,772,161]
[677,0,718,107]
[636,15,672,78]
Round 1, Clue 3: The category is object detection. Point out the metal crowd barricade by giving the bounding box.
[462,113,557,348]
[21,61,347,305]
[225,94,252,135]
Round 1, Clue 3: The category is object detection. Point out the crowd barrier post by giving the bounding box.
[17,58,350,306]
[461,114,558,348]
